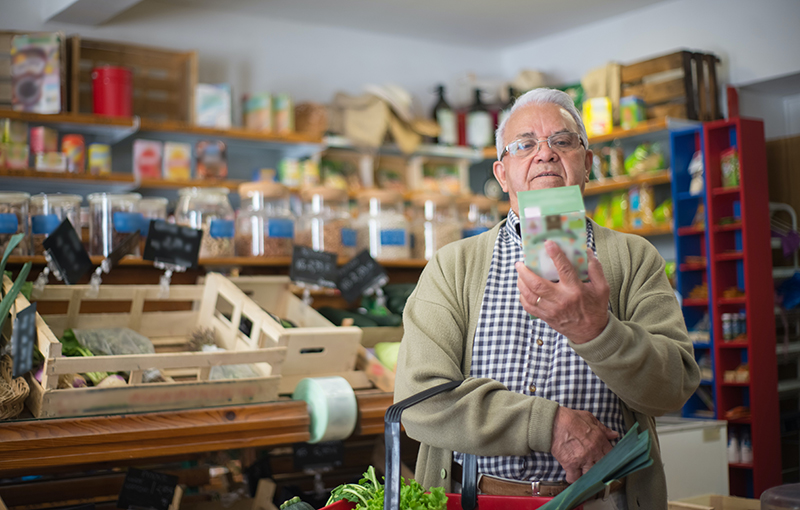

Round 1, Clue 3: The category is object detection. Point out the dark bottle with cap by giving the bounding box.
[498,86,516,128]
[431,85,456,146]
[466,88,493,149]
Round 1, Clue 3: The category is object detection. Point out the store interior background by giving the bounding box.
[2,0,800,503]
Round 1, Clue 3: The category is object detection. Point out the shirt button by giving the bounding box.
[537,338,544,346]
[529,384,536,393]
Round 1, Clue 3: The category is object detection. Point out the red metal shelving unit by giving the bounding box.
[705,117,781,497]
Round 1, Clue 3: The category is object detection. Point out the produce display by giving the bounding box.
[325,466,447,510]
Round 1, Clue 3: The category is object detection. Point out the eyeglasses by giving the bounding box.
[500,132,585,160]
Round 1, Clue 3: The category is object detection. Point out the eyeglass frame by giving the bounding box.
[499,131,586,160]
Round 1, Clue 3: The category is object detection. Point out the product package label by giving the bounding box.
[518,185,589,282]
[0,213,19,234]
[209,219,235,239]
[380,229,406,247]
[31,214,60,235]
[341,228,357,247]
[268,218,295,239]
[113,212,144,234]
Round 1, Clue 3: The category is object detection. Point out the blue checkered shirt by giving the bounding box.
[454,209,626,482]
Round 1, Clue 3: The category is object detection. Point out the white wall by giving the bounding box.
[739,91,792,140]
[500,0,800,89]
[0,0,501,121]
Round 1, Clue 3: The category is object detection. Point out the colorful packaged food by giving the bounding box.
[133,139,163,179]
[88,143,111,175]
[243,93,272,131]
[5,143,29,169]
[35,152,67,172]
[1,119,28,144]
[721,147,740,188]
[10,33,61,114]
[195,140,228,180]
[582,97,613,136]
[273,93,294,133]
[30,126,58,153]
[162,141,192,180]
[62,134,85,174]
[620,96,646,130]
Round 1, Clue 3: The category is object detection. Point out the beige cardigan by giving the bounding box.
[394,219,700,510]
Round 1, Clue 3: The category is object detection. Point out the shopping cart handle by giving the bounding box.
[385,380,478,510]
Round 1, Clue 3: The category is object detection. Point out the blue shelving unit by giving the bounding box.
[670,126,715,419]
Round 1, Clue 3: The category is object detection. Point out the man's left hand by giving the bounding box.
[515,240,610,344]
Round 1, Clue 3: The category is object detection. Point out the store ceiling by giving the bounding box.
[150,0,675,49]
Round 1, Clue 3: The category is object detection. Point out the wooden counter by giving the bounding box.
[0,390,394,478]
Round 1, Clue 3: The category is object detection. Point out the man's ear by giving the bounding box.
[584,149,593,183]
[493,160,509,193]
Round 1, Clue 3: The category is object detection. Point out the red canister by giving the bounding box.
[92,66,132,117]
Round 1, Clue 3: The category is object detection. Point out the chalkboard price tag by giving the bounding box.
[42,218,93,285]
[108,231,140,267]
[290,246,338,288]
[117,468,178,510]
[293,440,344,471]
[11,303,36,378]
[336,249,387,303]
[142,220,202,269]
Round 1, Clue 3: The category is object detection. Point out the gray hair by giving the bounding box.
[495,87,588,160]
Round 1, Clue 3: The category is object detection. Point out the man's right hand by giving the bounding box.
[550,406,619,483]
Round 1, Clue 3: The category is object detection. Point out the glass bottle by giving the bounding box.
[410,194,461,260]
[457,195,500,238]
[497,86,516,128]
[466,88,493,149]
[175,187,235,258]
[235,181,294,257]
[296,187,354,258]
[0,192,30,256]
[88,192,142,257]
[354,190,410,260]
[432,84,457,146]
[29,193,82,256]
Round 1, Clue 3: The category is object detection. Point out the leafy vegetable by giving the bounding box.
[326,466,447,510]
[59,329,110,386]
[280,496,315,510]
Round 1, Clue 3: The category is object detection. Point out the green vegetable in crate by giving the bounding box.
[373,342,401,371]
[326,465,446,510]
[280,497,315,510]
[318,307,379,328]
[58,329,110,386]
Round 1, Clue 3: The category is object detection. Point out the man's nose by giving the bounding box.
[534,142,558,162]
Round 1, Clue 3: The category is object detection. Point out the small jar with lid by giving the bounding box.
[88,192,142,257]
[29,193,82,255]
[0,192,30,256]
[175,187,235,258]
[354,190,410,260]
[235,182,295,257]
[296,187,354,258]
[410,193,462,260]
[457,195,500,238]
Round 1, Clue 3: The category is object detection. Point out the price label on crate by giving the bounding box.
[142,220,202,269]
[107,231,140,267]
[290,245,338,288]
[42,218,92,285]
[293,440,345,471]
[117,468,178,510]
[336,249,387,303]
[11,303,36,378]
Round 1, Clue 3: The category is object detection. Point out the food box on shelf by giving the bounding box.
[1,273,287,419]
[221,275,367,394]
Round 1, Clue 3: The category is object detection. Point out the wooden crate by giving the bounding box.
[1,273,287,419]
[223,276,368,394]
[0,30,69,112]
[69,35,197,122]
[621,50,721,121]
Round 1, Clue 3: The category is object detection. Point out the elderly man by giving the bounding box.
[394,88,700,510]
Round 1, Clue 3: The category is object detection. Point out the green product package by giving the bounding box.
[518,185,589,282]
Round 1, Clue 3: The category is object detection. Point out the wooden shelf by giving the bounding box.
[712,186,741,196]
[714,222,743,232]
[0,110,135,128]
[0,167,135,184]
[584,169,671,196]
[722,381,750,387]
[716,251,744,262]
[139,118,322,145]
[139,178,244,191]
[0,390,393,476]
[680,263,707,271]
[612,224,673,236]
[719,297,747,305]
[586,117,670,145]
[719,341,749,349]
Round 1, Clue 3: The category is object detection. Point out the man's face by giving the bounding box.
[493,103,592,218]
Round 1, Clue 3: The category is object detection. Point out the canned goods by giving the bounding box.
[62,134,85,174]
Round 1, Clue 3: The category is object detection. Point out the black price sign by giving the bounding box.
[42,218,92,285]
[108,231,140,266]
[336,249,387,303]
[117,468,178,510]
[11,303,36,378]
[290,246,338,288]
[142,220,202,269]
[293,440,345,471]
